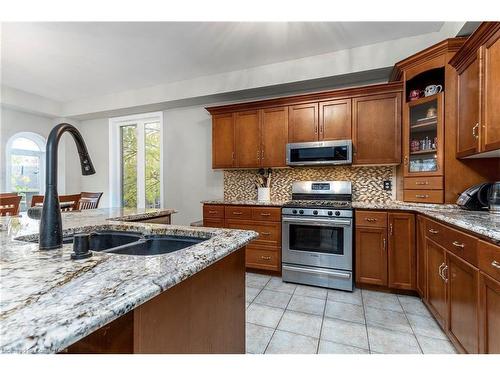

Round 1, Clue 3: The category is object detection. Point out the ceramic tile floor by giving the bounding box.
[245,272,458,354]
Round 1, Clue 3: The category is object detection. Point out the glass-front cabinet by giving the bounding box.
[404,93,443,177]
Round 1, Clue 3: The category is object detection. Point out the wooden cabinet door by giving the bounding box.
[319,99,351,141]
[212,113,235,168]
[355,226,388,286]
[352,93,401,165]
[261,107,288,167]
[426,238,447,328]
[288,103,318,143]
[234,110,261,168]
[447,252,480,353]
[479,272,500,354]
[456,53,481,157]
[388,212,415,290]
[481,29,500,152]
[416,215,427,298]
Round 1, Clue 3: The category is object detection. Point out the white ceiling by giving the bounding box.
[1,22,446,102]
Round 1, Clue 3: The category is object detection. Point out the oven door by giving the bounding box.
[286,140,352,166]
[282,216,352,270]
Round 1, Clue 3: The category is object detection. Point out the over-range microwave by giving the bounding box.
[286,140,352,167]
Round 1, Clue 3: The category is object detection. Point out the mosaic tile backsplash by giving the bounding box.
[224,166,395,202]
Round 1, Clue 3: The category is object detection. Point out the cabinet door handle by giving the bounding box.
[232,211,243,215]
[415,181,429,185]
[382,238,386,250]
[364,218,377,222]
[389,224,393,236]
[452,241,465,248]
[257,150,260,160]
[472,123,479,139]
[443,265,448,283]
[261,150,264,160]
[428,229,439,234]
[491,260,500,269]
[260,213,271,216]
[261,232,271,236]
[438,263,445,279]
[208,210,218,214]
[404,156,408,166]
[261,256,272,260]
[415,194,429,198]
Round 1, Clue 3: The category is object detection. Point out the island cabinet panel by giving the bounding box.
[479,272,500,353]
[212,113,235,168]
[319,99,351,141]
[388,212,415,290]
[482,28,500,152]
[261,107,288,167]
[355,226,388,286]
[447,252,480,354]
[416,215,427,298]
[234,110,261,168]
[425,238,447,328]
[288,103,319,143]
[352,92,401,165]
[66,248,246,354]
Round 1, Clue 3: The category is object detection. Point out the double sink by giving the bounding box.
[23,230,207,256]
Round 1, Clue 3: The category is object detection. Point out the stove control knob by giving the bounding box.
[299,210,304,215]
[292,209,297,214]
[327,211,333,216]
[335,211,341,216]
[313,210,318,215]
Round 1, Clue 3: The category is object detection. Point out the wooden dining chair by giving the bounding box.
[30,194,81,211]
[79,192,103,210]
[0,195,22,216]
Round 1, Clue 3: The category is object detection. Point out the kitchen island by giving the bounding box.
[0,208,258,353]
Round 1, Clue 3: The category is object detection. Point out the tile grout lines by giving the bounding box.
[397,295,424,354]
[315,290,329,354]
[360,289,372,354]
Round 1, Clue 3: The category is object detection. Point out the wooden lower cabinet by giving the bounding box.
[416,215,427,298]
[479,272,500,353]
[355,226,388,286]
[447,252,479,353]
[388,212,415,290]
[203,204,281,273]
[424,238,447,328]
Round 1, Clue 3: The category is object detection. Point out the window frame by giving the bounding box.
[5,132,46,195]
[109,112,164,209]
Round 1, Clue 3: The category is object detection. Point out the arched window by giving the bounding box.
[5,132,46,211]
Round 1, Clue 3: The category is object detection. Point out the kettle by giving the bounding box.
[488,182,500,214]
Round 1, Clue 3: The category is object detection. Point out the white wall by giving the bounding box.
[0,106,82,194]
[78,105,224,225]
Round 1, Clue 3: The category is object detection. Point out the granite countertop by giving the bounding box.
[202,199,288,207]
[201,198,499,243]
[0,208,258,353]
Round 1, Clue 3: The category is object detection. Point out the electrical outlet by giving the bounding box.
[383,180,392,191]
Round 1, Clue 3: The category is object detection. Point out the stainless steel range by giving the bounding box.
[282,181,354,291]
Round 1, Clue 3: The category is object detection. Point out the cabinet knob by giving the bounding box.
[492,260,500,269]
[472,123,479,139]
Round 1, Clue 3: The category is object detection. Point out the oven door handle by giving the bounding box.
[282,216,352,226]
[283,265,352,279]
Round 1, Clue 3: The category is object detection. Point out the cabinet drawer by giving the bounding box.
[479,240,500,282]
[356,210,387,228]
[251,207,281,222]
[225,206,253,220]
[425,219,478,266]
[203,204,224,219]
[404,189,444,203]
[203,218,224,228]
[225,220,281,246]
[246,247,280,271]
[404,177,443,190]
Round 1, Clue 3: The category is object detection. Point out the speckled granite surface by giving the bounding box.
[202,199,500,242]
[0,208,258,353]
[202,199,288,207]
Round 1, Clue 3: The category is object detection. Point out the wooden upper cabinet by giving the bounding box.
[388,212,415,290]
[288,103,319,143]
[447,252,480,353]
[234,111,260,168]
[482,28,500,152]
[261,107,288,167]
[319,99,351,141]
[212,113,235,169]
[352,93,401,165]
[457,54,481,157]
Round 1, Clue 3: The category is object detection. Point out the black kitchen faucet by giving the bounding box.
[39,123,95,250]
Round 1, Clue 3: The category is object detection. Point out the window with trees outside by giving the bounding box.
[5,132,46,211]
[109,112,163,209]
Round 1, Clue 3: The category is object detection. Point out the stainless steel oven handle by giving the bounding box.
[283,265,351,279]
[282,216,352,226]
